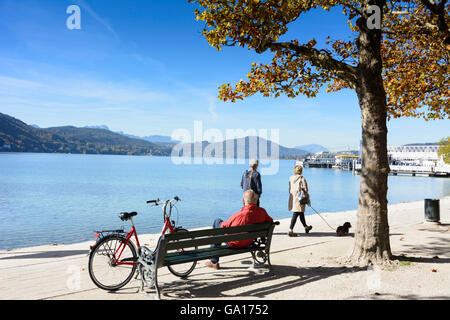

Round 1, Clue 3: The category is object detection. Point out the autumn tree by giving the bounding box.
[189,0,449,265]
[438,137,450,163]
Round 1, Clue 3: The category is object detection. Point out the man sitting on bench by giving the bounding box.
[205,189,274,270]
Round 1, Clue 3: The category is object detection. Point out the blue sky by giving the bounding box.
[0,0,447,149]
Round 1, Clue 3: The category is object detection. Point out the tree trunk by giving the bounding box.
[349,1,392,266]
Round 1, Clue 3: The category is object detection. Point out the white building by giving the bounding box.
[387,145,441,166]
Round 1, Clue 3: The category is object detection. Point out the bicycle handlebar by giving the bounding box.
[146,196,180,205]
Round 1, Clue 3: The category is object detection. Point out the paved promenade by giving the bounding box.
[1,197,449,300]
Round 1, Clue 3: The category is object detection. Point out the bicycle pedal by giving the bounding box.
[256,251,265,258]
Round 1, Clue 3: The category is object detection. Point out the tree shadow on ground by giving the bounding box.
[273,232,339,237]
[273,232,403,237]
[416,224,449,233]
[349,292,449,300]
[0,250,88,260]
[393,254,450,264]
[151,264,366,299]
[395,234,450,259]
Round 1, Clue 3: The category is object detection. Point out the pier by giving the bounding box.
[353,163,450,177]
[303,162,333,168]
[298,152,358,170]
[297,144,449,177]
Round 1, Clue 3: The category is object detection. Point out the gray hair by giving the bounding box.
[243,189,258,205]
[249,158,258,168]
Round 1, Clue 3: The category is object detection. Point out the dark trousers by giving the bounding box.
[254,192,260,207]
[290,212,307,229]
[210,218,224,264]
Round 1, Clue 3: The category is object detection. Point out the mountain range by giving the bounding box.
[0,112,311,158]
[173,136,309,159]
[83,125,180,145]
[0,113,171,156]
[294,144,329,154]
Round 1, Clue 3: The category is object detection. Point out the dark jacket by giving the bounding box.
[241,169,262,195]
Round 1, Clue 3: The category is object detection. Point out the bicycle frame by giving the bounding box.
[161,216,176,235]
[112,204,177,266]
[113,217,140,266]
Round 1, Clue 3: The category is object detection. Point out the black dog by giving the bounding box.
[336,222,352,236]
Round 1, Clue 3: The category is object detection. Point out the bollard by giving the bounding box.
[424,199,440,223]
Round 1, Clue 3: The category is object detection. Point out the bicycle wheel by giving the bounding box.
[167,228,197,278]
[88,234,137,291]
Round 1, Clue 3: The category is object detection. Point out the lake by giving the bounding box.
[0,153,449,250]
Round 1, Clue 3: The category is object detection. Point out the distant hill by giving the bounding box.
[0,113,309,158]
[294,144,328,154]
[0,113,72,153]
[117,132,180,145]
[142,135,180,144]
[0,113,171,156]
[84,125,110,130]
[173,136,308,159]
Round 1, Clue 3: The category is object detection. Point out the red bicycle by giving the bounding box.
[88,196,197,291]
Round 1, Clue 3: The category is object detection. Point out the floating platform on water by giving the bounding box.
[354,164,450,177]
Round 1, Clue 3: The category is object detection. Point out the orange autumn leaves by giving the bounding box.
[218,40,336,101]
[190,0,449,120]
[382,1,449,120]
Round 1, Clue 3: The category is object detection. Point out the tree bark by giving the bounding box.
[348,1,393,266]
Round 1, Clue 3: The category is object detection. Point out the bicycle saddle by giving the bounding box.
[118,211,138,221]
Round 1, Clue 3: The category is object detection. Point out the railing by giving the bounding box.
[390,165,433,173]
[354,163,450,175]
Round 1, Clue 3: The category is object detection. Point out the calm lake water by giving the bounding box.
[0,153,449,250]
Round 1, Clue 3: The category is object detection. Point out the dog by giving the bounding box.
[336,222,352,236]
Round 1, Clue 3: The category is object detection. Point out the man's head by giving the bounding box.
[249,158,258,170]
[243,189,259,205]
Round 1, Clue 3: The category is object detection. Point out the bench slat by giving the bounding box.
[163,222,274,241]
[163,245,253,266]
[165,229,269,251]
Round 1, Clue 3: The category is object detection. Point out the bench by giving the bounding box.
[137,221,280,299]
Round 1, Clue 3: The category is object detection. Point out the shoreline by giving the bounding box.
[1,196,448,254]
[2,193,449,252]
[0,151,298,160]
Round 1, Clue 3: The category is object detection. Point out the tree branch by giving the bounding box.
[420,0,450,44]
[256,41,358,89]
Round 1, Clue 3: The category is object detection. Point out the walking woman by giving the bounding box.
[288,165,312,237]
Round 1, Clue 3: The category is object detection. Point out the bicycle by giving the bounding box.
[88,196,197,291]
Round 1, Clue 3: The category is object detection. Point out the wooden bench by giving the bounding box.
[137,221,279,299]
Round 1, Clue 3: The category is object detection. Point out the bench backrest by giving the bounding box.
[154,221,279,268]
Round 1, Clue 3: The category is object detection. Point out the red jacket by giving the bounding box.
[220,204,274,248]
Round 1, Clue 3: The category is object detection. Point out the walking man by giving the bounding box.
[241,159,262,206]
